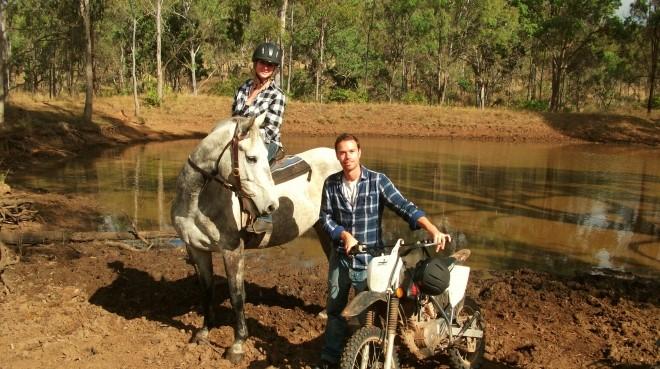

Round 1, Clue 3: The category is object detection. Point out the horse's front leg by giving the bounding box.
[186,246,216,343]
[222,243,247,364]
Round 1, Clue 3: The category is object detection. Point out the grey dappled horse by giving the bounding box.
[171,114,340,363]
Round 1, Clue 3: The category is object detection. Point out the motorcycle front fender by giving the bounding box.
[341,290,388,318]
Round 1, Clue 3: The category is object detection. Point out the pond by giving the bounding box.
[12,135,660,277]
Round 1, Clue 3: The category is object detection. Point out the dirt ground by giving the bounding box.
[0,242,658,369]
[0,94,659,369]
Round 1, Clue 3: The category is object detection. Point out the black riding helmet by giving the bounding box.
[412,256,453,295]
[252,42,282,66]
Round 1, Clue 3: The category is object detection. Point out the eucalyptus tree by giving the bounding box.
[105,0,143,115]
[522,0,620,111]
[630,0,660,113]
[458,0,520,108]
[291,0,358,102]
[380,0,420,102]
[278,0,288,88]
[10,0,86,96]
[168,0,226,95]
[80,0,93,123]
[0,0,7,125]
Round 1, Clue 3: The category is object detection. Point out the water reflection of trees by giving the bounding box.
[365,147,659,273]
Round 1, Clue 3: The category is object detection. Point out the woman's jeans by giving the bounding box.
[321,250,368,364]
[256,141,281,226]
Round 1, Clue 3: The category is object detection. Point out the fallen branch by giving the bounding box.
[0,201,39,224]
[105,240,150,252]
[128,217,153,251]
[0,230,178,245]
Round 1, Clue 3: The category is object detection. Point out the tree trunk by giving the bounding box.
[131,17,140,117]
[647,31,658,114]
[278,0,287,88]
[156,0,163,103]
[539,50,545,101]
[119,46,126,93]
[80,0,94,124]
[477,82,486,110]
[364,0,376,90]
[286,1,294,94]
[436,28,443,105]
[528,55,536,100]
[190,45,198,95]
[440,72,448,105]
[549,52,564,112]
[0,0,7,125]
[315,18,325,103]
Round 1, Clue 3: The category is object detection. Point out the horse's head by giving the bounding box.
[231,114,279,217]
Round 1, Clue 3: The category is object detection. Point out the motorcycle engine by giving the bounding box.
[401,298,448,360]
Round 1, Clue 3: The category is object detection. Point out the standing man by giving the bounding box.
[315,133,451,369]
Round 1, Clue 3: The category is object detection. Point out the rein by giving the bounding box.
[186,121,253,199]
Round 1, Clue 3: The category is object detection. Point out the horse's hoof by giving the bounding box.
[225,350,244,364]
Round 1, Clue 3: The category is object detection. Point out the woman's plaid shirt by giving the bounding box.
[319,166,425,270]
[232,79,286,146]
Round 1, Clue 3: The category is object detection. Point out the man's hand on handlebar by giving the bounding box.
[432,232,452,252]
[417,217,452,252]
[341,231,359,255]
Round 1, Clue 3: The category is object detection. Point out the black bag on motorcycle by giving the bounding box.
[412,256,451,295]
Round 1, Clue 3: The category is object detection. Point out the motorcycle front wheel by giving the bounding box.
[340,326,400,369]
[448,297,486,369]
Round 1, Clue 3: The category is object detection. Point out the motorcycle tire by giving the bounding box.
[340,326,400,369]
[448,297,486,369]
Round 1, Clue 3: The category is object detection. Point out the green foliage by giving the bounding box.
[142,75,161,107]
[516,99,547,111]
[326,87,368,103]
[401,90,426,104]
[2,0,650,112]
[650,96,660,109]
[209,74,250,97]
[457,78,472,92]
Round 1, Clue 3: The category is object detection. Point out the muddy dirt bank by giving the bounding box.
[0,243,658,369]
[1,95,659,172]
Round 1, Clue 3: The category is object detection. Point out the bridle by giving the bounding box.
[186,121,254,200]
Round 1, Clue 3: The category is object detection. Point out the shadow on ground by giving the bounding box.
[540,112,660,145]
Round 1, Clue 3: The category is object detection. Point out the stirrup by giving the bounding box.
[245,218,273,234]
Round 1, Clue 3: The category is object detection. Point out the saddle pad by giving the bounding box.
[271,155,311,185]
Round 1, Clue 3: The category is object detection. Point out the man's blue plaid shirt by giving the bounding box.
[319,166,425,270]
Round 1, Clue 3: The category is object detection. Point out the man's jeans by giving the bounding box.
[321,250,368,364]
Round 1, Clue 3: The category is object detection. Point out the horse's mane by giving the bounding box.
[209,117,237,134]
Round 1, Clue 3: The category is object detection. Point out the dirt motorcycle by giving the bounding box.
[340,239,485,369]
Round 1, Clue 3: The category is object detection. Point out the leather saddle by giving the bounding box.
[270,155,312,185]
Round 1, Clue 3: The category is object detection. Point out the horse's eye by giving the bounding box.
[246,155,257,164]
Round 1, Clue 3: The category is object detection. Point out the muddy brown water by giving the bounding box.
[11,136,660,277]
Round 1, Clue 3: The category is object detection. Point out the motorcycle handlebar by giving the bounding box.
[347,240,442,257]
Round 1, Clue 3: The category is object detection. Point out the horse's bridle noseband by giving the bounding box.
[186,121,254,199]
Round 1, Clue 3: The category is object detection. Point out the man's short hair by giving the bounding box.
[334,133,360,151]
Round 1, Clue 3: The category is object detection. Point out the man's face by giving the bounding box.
[336,139,361,172]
